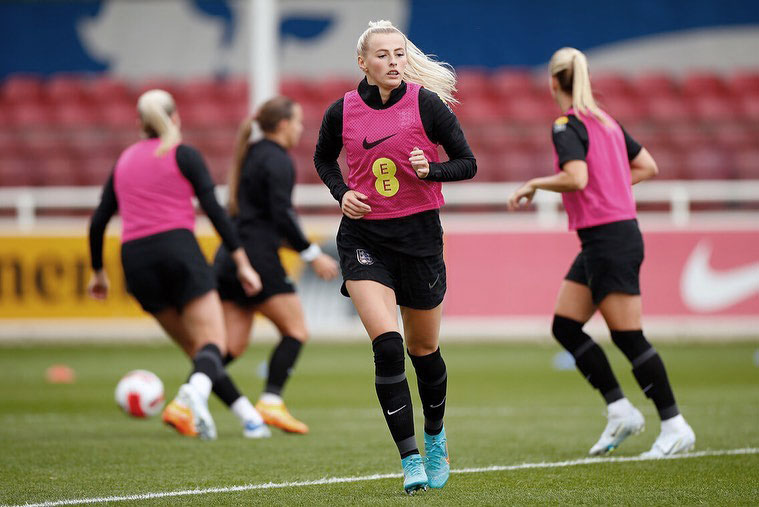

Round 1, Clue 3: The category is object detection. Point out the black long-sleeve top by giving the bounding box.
[232,138,310,252]
[314,78,477,205]
[89,144,240,270]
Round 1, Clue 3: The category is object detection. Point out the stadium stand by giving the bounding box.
[1,70,758,186]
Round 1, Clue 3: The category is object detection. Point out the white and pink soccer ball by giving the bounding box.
[115,370,165,418]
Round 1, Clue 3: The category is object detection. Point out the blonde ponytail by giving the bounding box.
[357,20,458,106]
[549,47,608,125]
[136,89,181,156]
[227,116,254,217]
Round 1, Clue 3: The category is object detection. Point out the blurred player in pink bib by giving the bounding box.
[509,47,695,458]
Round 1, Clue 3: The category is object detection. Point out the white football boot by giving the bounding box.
[589,398,645,456]
[641,414,695,458]
[178,383,217,441]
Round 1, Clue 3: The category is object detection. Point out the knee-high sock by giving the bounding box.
[373,332,417,459]
[552,316,623,404]
[191,345,237,407]
[611,330,679,420]
[408,347,447,435]
[265,336,303,396]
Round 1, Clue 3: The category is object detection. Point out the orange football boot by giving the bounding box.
[161,398,197,437]
[255,400,309,434]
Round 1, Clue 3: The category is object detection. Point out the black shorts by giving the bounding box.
[336,218,446,310]
[121,229,216,314]
[214,239,295,308]
[565,219,644,305]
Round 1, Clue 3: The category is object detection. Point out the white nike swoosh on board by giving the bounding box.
[387,405,406,416]
[680,240,759,312]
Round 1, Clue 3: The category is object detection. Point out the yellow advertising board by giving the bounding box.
[0,233,303,318]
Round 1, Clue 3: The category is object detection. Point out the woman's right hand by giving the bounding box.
[341,190,371,219]
[231,247,263,296]
[87,270,110,300]
[237,264,263,297]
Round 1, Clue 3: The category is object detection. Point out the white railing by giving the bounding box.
[1,180,758,230]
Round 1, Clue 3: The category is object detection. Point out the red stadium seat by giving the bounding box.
[45,75,88,104]
[179,101,224,129]
[733,148,759,179]
[467,149,504,182]
[592,72,635,99]
[1,75,45,105]
[692,95,740,122]
[53,103,99,127]
[647,147,685,180]
[89,76,133,106]
[38,155,82,186]
[280,79,314,104]
[455,97,505,124]
[456,69,491,102]
[0,156,40,186]
[490,69,537,99]
[682,146,733,179]
[506,95,557,124]
[21,134,72,159]
[714,125,757,150]
[312,78,357,103]
[0,131,22,158]
[8,103,54,128]
[632,72,678,99]
[602,96,645,125]
[681,71,727,98]
[739,94,759,122]
[646,96,694,123]
[80,155,116,185]
[726,71,759,98]
[100,103,138,129]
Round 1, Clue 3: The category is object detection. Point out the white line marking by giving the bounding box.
[7,447,757,507]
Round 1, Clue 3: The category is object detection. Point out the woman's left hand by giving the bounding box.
[508,182,537,210]
[409,147,429,179]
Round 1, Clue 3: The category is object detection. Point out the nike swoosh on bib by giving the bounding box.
[363,133,397,149]
[681,240,759,312]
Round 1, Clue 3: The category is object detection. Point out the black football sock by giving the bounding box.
[192,343,224,383]
[264,335,303,396]
[611,330,679,420]
[373,331,418,459]
[408,347,447,436]
[552,315,623,404]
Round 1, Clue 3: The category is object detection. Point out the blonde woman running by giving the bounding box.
[314,20,476,493]
[509,47,695,457]
[88,89,270,441]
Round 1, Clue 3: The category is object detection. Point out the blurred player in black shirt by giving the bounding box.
[213,97,338,434]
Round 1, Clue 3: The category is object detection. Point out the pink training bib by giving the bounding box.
[113,139,196,242]
[553,108,637,230]
[342,82,444,219]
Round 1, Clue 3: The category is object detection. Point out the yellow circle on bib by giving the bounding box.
[372,158,399,197]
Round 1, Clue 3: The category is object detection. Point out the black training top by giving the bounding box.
[314,78,477,205]
[313,78,476,256]
[552,114,643,167]
[232,138,310,252]
[89,144,240,270]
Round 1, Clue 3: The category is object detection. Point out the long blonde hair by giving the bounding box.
[357,20,458,106]
[136,89,181,156]
[227,97,297,216]
[549,47,607,124]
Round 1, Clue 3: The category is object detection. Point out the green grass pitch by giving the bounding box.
[1,340,757,505]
